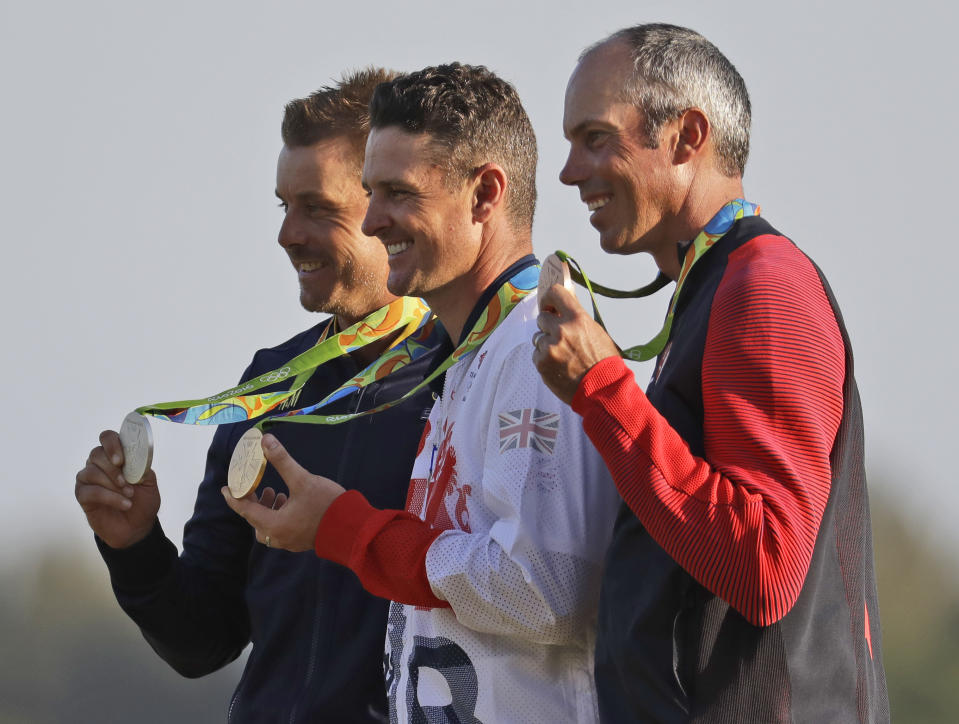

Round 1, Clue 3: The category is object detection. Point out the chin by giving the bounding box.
[599,232,629,255]
[299,290,333,314]
[300,299,326,314]
[386,273,416,298]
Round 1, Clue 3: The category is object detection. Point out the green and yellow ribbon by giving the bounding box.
[556,198,760,362]
[261,263,540,429]
[136,296,431,426]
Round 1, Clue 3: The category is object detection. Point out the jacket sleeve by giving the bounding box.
[97,366,260,678]
[316,341,620,645]
[572,236,845,626]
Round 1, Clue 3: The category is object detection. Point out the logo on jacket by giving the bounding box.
[423,421,472,533]
[651,341,673,385]
[497,408,559,454]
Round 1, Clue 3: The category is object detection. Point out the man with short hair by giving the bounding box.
[75,68,440,722]
[225,63,620,723]
[533,24,888,722]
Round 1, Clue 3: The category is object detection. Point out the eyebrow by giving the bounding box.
[274,189,341,207]
[362,176,415,192]
[565,117,614,140]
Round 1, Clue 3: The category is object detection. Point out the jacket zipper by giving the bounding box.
[288,382,370,724]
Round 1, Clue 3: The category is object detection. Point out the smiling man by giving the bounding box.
[225,63,621,723]
[75,69,441,722]
[533,24,889,722]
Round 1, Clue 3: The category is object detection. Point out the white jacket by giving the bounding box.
[384,293,621,723]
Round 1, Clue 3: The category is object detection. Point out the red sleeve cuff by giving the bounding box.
[314,489,375,566]
[572,355,635,416]
[314,489,450,609]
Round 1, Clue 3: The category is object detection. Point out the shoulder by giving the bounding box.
[709,232,844,369]
[712,232,841,337]
[476,294,577,412]
[719,233,825,302]
[490,293,539,349]
[244,321,327,378]
[462,294,538,380]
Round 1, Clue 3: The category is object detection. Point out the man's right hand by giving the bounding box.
[75,430,161,549]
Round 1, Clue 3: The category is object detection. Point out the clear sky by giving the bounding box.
[2,0,956,577]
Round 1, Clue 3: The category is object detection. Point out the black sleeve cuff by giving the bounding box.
[95,520,178,590]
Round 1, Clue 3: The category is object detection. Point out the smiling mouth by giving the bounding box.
[587,196,611,212]
[296,260,326,272]
[386,241,412,256]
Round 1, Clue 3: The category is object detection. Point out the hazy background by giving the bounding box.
[2,0,957,721]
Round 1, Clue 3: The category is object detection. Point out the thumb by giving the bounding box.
[261,433,310,492]
[539,284,582,319]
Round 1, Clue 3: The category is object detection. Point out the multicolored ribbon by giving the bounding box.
[136,296,431,425]
[261,264,540,429]
[556,198,760,362]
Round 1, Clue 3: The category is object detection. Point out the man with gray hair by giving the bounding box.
[533,23,888,722]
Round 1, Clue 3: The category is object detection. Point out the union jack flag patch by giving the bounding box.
[497,408,559,454]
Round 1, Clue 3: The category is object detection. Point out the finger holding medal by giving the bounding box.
[255,486,288,511]
[534,282,620,405]
[222,433,345,553]
[75,428,161,549]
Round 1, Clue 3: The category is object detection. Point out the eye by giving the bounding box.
[585,130,607,149]
[306,202,335,218]
[277,201,288,213]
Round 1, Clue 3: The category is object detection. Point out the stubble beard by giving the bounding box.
[300,260,388,323]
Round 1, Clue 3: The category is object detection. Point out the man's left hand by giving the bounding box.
[222,434,345,552]
[533,284,620,404]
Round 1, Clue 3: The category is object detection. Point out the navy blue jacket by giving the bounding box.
[98,318,440,723]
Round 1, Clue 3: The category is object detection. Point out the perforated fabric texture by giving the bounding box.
[385,293,620,723]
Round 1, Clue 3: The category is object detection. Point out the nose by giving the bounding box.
[559,145,585,187]
[277,211,302,249]
[361,195,388,238]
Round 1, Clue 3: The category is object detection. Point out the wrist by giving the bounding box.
[572,355,629,414]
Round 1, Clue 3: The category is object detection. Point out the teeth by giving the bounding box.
[587,197,610,212]
[298,261,324,272]
[386,241,412,255]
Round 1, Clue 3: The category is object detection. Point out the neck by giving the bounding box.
[427,224,532,343]
[431,254,530,343]
[348,327,403,368]
[332,296,401,368]
[659,175,746,280]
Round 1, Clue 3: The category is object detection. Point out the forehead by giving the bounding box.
[277,136,358,183]
[363,127,442,183]
[563,42,635,135]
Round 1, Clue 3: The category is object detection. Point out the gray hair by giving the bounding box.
[584,24,751,177]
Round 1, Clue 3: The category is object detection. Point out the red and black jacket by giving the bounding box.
[574,216,888,723]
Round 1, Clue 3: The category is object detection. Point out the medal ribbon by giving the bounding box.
[555,198,759,362]
[259,264,540,429]
[135,296,430,425]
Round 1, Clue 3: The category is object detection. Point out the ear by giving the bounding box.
[471,163,508,224]
[673,108,710,165]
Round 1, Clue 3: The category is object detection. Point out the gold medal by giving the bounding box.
[228,427,267,498]
[118,412,154,484]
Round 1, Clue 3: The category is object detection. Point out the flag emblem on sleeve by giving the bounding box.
[497,408,559,454]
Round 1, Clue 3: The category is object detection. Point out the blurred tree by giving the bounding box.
[0,489,956,722]
[871,490,959,723]
[0,548,243,723]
